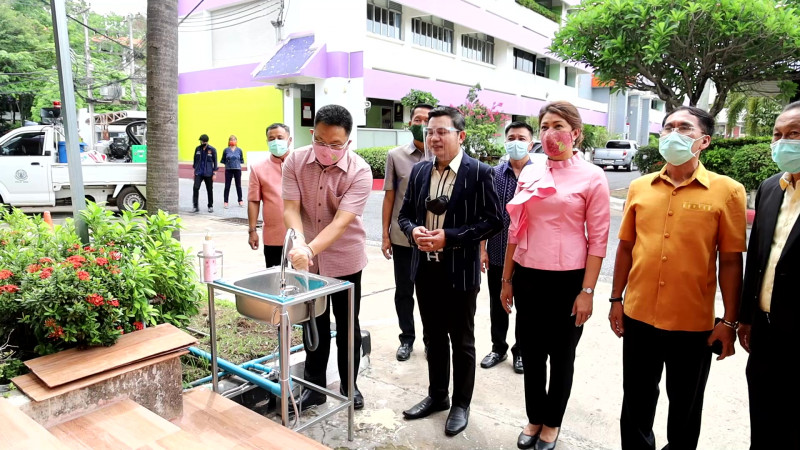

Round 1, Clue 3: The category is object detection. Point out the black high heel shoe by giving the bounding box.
[517,430,540,449]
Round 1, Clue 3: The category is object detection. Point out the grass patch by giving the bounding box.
[610,188,629,200]
[181,300,303,386]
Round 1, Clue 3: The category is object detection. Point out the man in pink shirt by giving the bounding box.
[283,104,373,411]
[247,123,291,267]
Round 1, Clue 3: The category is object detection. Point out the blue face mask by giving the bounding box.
[658,131,703,165]
[771,139,800,174]
[505,140,529,161]
[268,139,289,157]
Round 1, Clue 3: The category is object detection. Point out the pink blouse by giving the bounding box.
[506,153,610,271]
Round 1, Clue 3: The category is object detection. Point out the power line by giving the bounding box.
[179,0,277,24]
[179,6,280,33]
[179,2,278,28]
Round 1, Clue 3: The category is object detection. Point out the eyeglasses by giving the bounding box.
[660,124,696,136]
[424,127,460,138]
[312,138,349,151]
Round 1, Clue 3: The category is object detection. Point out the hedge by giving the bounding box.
[354,146,394,179]
[633,136,778,191]
[515,0,559,22]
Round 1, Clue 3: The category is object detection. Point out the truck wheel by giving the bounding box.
[117,186,145,212]
[625,163,633,172]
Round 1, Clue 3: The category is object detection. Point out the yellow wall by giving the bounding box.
[177,86,283,162]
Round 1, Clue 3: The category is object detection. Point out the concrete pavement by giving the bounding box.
[180,211,751,450]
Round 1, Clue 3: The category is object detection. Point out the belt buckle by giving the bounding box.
[425,251,440,262]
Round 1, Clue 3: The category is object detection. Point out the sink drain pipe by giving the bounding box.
[189,346,288,397]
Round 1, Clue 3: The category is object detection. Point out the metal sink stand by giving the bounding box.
[205,280,355,441]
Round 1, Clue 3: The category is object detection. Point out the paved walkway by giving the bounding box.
[179,213,751,450]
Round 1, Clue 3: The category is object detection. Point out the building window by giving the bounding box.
[535,57,548,77]
[367,0,402,40]
[564,67,577,87]
[412,16,454,54]
[461,33,494,65]
[513,48,535,74]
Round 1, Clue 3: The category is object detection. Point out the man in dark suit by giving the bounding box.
[398,106,502,437]
[739,101,800,449]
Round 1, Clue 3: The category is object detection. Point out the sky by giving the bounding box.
[89,0,148,16]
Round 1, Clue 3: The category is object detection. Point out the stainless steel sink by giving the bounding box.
[215,268,346,325]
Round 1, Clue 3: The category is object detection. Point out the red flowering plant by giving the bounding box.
[0,203,201,381]
[455,83,510,162]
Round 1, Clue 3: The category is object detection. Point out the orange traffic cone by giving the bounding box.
[43,211,54,231]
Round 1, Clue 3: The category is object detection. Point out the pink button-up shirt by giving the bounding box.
[507,153,610,271]
[248,155,287,246]
[282,146,373,278]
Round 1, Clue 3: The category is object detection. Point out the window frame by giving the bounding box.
[411,16,454,54]
[367,1,402,40]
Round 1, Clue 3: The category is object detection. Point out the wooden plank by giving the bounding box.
[12,350,188,402]
[24,323,196,388]
[175,388,329,450]
[0,398,69,449]
[49,399,181,449]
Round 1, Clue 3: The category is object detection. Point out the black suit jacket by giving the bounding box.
[740,173,800,337]
[397,152,503,291]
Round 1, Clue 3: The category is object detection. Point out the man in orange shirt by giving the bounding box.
[247,123,291,267]
[608,106,747,450]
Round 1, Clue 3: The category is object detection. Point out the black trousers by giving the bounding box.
[223,169,242,203]
[416,257,478,409]
[488,264,519,356]
[513,265,584,427]
[303,271,362,393]
[192,175,213,208]
[263,245,282,268]
[392,244,417,346]
[621,315,712,450]
[746,311,799,449]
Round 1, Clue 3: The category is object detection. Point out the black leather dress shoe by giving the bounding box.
[403,396,450,420]
[340,385,364,410]
[517,430,539,449]
[444,406,469,436]
[480,352,507,368]
[396,343,413,361]
[534,429,560,450]
[513,355,524,374]
[297,389,327,411]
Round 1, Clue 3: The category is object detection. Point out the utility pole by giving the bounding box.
[51,0,89,243]
[128,14,138,109]
[83,9,95,150]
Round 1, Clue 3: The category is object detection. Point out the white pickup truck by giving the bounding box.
[592,139,640,172]
[0,125,146,212]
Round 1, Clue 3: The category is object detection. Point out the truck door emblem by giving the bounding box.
[14,170,28,181]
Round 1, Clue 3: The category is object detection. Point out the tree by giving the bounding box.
[550,0,800,117]
[456,84,509,161]
[724,94,782,137]
[145,0,179,218]
[400,89,439,109]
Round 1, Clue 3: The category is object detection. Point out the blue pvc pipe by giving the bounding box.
[240,343,305,366]
[188,347,287,396]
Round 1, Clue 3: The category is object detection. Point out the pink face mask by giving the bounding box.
[312,142,349,166]
[541,129,574,157]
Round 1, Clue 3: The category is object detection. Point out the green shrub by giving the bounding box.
[0,203,202,369]
[634,145,664,174]
[400,89,439,109]
[354,146,394,179]
[515,0,559,22]
[728,144,779,191]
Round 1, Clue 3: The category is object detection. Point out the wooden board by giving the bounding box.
[24,323,197,388]
[174,388,330,449]
[12,350,188,402]
[0,398,69,449]
[49,399,181,449]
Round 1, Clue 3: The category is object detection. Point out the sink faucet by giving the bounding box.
[280,228,296,293]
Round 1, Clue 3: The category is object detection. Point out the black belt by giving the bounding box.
[757,310,771,325]
[421,251,444,262]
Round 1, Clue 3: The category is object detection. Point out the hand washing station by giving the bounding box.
[203,229,355,440]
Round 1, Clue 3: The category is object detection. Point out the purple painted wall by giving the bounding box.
[363,68,607,125]
[179,63,262,94]
[649,121,663,134]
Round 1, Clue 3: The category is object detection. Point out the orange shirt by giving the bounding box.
[619,163,747,331]
[248,155,287,246]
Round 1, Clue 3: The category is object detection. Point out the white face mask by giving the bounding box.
[504,141,529,160]
[771,139,800,173]
[658,131,704,165]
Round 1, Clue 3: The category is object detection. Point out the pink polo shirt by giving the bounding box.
[248,155,287,246]
[282,146,373,278]
[507,153,610,271]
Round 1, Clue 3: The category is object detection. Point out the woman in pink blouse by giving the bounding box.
[500,101,610,450]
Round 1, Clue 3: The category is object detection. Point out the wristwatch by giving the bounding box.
[581,287,594,295]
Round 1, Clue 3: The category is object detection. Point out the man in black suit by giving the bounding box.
[739,101,800,449]
[398,106,502,437]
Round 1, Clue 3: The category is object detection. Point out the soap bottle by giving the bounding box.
[203,230,217,281]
